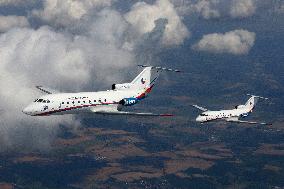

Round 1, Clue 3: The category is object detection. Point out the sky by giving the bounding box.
[0,0,283,152]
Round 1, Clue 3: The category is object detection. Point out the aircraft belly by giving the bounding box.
[90,104,118,113]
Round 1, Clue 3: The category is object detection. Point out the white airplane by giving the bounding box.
[23,65,181,117]
[193,94,271,125]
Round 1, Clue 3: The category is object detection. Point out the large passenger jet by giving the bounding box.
[23,65,180,117]
[192,94,271,125]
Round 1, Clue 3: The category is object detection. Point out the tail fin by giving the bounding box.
[131,67,152,89]
[131,65,181,90]
[245,94,268,111]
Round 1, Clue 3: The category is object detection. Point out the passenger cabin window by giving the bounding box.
[67,102,69,104]
[62,102,64,104]
[94,100,96,103]
[78,101,80,103]
[104,99,107,102]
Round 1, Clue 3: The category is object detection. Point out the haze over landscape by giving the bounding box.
[0,0,283,188]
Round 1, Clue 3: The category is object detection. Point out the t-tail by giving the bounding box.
[135,65,182,92]
[112,65,181,95]
[133,65,182,99]
[244,94,268,111]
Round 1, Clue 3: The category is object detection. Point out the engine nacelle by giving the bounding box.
[235,105,246,109]
[119,98,139,106]
[241,113,249,117]
[112,83,133,90]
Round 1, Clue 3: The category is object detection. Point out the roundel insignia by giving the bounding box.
[141,78,146,84]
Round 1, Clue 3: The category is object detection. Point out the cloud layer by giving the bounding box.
[0,15,29,32]
[192,29,256,55]
[0,0,33,6]
[230,0,256,18]
[32,0,113,27]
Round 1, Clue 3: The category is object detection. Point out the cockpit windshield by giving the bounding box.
[34,99,50,103]
[200,113,207,116]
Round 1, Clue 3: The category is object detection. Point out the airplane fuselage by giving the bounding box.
[23,89,146,116]
[195,108,251,122]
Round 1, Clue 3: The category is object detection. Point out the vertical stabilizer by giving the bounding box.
[245,96,258,111]
[245,94,268,111]
[131,67,151,89]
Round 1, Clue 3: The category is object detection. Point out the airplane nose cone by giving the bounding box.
[22,106,32,115]
[196,116,203,122]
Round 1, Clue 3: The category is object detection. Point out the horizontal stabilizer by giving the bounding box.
[94,111,173,117]
[246,94,268,100]
[138,65,182,73]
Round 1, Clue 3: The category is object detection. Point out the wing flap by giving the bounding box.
[226,117,271,125]
[192,105,208,112]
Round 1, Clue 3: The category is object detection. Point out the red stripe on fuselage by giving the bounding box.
[35,102,118,116]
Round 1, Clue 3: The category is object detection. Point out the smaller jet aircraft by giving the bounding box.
[193,94,271,125]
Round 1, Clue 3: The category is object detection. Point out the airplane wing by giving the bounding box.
[226,117,271,125]
[94,111,173,117]
[36,86,59,94]
[192,105,208,112]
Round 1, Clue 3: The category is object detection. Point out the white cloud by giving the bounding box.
[194,0,220,19]
[230,0,256,18]
[0,0,33,6]
[0,15,29,32]
[170,0,221,19]
[0,27,87,151]
[193,29,256,55]
[124,0,190,46]
[0,28,84,151]
[171,0,257,19]
[32,0,113,27]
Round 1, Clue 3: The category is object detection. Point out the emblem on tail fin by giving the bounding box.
[141,78,146,84]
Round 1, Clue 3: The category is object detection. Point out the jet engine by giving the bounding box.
[241,113,249,117]
[119,98,139,106]
[235,105,246,109]
[112,83,133,90]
